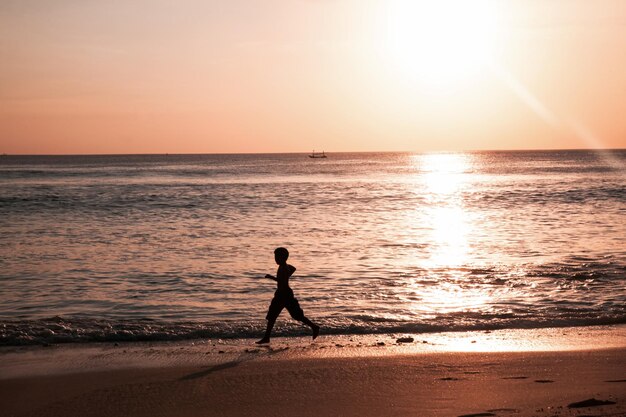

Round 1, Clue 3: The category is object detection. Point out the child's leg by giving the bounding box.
[256,318,276,344]
[300,316,315,328]
[257,297,283,344]
[300,315,320,340]
[286,299,320,340]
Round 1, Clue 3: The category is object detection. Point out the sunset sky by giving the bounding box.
[1,0,625,154]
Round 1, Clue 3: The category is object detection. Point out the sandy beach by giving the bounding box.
[2,326,625,417]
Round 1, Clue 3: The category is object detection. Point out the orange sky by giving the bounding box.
[1,0,625,154]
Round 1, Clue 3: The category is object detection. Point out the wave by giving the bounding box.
[2,314,625,346]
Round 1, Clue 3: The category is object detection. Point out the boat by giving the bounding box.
[308,150,327,159]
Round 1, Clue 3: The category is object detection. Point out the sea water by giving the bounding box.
[0,151,625,344]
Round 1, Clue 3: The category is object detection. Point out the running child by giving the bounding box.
[256,247,320,344]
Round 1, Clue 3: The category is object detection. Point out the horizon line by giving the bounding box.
[1,147,625,157]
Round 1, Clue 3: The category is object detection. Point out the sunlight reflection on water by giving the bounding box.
[415,153,472,268]
[402,153,494,315]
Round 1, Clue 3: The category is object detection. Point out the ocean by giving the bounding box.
[0,150,625,345]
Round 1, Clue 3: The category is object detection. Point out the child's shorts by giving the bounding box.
[266,289,305,322]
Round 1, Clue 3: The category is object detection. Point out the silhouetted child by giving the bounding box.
[256,247,320,344]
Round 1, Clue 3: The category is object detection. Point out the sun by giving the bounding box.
[384,0,499,90]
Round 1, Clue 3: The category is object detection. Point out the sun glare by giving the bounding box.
[420,153,470,196]
[415,153,473,267]
[384,0,499,89]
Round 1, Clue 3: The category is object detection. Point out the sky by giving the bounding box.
[1,0,625,154]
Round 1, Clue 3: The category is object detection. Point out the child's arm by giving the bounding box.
[283,264,296,278]
[275,264,296,280]
[264,274,277,281]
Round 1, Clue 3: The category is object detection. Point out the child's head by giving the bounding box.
[274,247,289,264]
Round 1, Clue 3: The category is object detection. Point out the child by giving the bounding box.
[256,247,320,344]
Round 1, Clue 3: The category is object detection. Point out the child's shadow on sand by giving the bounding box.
[179,347,289,381]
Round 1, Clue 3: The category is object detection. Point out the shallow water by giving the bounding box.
[0,151,625,344]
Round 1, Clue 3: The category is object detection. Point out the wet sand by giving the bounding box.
[2,326,626,417]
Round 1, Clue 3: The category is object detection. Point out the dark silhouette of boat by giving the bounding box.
[308,151,327,159]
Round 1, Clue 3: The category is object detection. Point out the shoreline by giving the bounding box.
[2,325,626,417]
[2,324,626,379]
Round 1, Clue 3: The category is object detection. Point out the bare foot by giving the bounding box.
[256,337,270,344]
[312,325,320,340]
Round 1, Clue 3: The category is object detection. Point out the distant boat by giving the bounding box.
[308,150,327,159]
